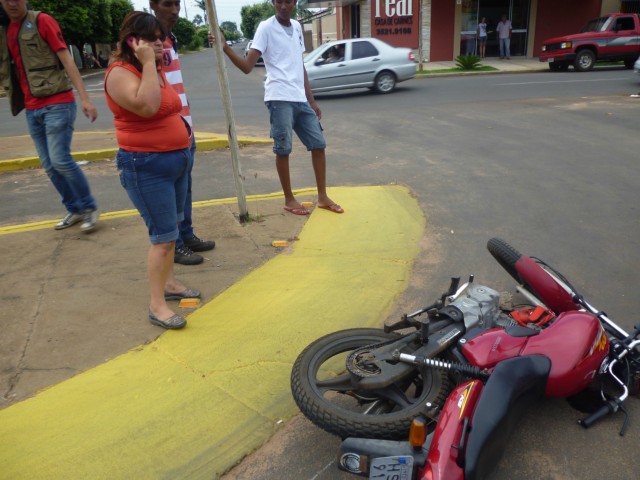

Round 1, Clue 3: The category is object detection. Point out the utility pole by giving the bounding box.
[204,0,248,221]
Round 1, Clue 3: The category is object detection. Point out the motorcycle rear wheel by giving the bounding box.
[291,328,450,440]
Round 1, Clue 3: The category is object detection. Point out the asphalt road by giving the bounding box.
[1,50,639,479]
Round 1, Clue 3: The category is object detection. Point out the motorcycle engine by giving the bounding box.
[449,284,501,330]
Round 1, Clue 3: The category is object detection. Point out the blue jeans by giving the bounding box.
[265,101,326,156]
[499,38,511,58]
[116,148,190,245]
[176,138,196,248]
[26,102,97,213]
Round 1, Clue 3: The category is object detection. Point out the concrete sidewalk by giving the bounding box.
[0,185,424,479]
[419,56,548,73]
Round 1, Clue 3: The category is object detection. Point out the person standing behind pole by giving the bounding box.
[0,0,100,232]
[149,0,215,266]
[496,14,512,60]
[213,0,343,216]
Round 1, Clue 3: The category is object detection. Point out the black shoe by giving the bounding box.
[174,245,204,265]
[183,234,215,252]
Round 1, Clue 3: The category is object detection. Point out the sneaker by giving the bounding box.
[80,209,99,233]
[174,245,204,265]
[183,234,215,252]
[55,212,83,230]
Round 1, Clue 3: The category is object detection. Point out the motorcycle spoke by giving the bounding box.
[372,384,414,409]
[315,373,354,392]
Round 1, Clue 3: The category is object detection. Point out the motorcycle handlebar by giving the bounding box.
[578,401,616,429]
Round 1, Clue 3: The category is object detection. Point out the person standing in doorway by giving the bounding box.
[212,0,343,216]
[0,0,100,232]
[149,0,215,265]
[496,14,512,59]
[477,17,488,58]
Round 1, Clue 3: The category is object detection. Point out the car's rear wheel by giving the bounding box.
[373,71,396,94]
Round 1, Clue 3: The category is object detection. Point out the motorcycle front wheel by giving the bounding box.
[291,328,450,440]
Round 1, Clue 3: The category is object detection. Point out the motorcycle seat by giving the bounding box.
[463,355,551,480]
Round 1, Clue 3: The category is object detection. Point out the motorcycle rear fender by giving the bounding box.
[337,437,429,477]
[463,355,551,480]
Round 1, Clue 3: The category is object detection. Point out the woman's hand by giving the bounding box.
[130,38,157,66]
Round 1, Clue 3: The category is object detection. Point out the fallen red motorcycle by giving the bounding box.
[290,238,640,480]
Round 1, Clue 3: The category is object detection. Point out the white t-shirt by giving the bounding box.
[497,20,512,39]
[251,16,307,102]
[478,22,487,38]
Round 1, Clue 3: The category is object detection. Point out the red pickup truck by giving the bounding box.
[539,13,640,72]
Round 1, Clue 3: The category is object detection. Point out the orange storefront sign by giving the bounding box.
[371,0,420,48]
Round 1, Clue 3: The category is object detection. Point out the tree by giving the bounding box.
[91,0,113,44]
[240,1,275,40]
[110,0,134,42]
[173,16,197,50]
[30,0,94,47]
[221,21,237,32]
[194,0,207,24]
[29,0,133,48]
[192,14,203,27]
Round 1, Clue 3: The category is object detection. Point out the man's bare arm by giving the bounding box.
[56,48,97,122]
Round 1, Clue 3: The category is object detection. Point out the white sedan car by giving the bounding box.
[304,38,417,94]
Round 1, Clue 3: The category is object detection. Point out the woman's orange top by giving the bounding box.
[104,61,191,152]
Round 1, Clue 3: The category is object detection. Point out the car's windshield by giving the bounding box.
[580,16,613,32]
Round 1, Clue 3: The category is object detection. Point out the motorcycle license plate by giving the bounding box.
[369,455,414,480]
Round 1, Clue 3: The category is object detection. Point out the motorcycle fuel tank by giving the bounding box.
[461,311,607,397]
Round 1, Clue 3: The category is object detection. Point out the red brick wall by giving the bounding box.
[533,0,603,56]
[430,0,456,61]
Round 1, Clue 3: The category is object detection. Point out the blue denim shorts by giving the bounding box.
[116,148,190,244]
[266,101,326,155]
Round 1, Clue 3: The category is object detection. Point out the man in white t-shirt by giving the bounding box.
[217,0,343,215]
[496,14,512,59]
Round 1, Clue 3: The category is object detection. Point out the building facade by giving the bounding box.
[305,0,631,61]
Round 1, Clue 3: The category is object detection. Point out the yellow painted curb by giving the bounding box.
[0,185,426,479]
[0,133,271,172]
[0,188,318,236]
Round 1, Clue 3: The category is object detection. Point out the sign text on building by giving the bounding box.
[371,0,419,49]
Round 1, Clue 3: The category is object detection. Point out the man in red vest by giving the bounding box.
[0,0,100,232]
[150,0,215,265]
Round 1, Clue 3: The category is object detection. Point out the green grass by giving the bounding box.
[417,66,498,75]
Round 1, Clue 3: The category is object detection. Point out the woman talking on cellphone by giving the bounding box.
[104,12,200,330]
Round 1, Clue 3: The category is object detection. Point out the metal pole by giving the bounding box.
[418,0,423,71]
[204,0,249,221]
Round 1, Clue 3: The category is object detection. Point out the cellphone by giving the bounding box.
[126,36,136,48]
